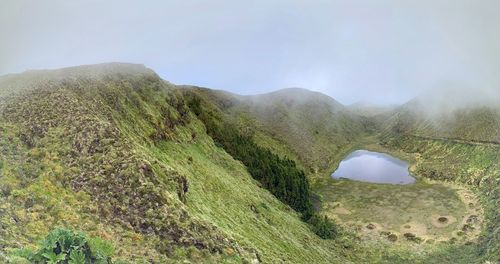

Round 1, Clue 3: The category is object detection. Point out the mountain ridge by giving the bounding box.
[1,63,499,263]
[0,63,354,263]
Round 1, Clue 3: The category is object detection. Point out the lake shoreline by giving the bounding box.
[331,149,416,185]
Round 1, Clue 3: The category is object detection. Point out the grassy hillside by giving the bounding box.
[383,94,500,261]
[184,87,370,177]
[380,93,499,262]
[1,63,498,263]
[183,85,500,263]
[0,64,357,263]
[381,112,500,263]
[178,84,500,263]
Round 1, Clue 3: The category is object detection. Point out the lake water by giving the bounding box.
[331,150,415,184]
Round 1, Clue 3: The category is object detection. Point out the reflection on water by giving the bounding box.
[331,150,415,184]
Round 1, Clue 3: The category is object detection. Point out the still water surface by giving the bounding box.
[331,150,415,184]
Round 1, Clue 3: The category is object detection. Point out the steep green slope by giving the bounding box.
[1,63,498,263]
[183,85,500,263]
[0,63,359,263]
[184,87,370,176]
[0,64,242,262]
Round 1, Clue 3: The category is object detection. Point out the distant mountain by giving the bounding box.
[248,87,345,110]
[383,91,500,144]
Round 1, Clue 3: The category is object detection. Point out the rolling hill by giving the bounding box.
[0,63,498,263]
[0,63,354,263]
[183,87,370,175]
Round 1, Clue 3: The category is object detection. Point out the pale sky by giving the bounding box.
[1,0,500,105]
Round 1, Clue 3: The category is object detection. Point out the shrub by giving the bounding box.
[308,214,339,239]
[12,228,115,264]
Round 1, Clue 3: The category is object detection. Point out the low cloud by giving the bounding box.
[1,0,500,105]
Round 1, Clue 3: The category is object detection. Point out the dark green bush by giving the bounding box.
[308,214,339,239]
[13,228,115,264]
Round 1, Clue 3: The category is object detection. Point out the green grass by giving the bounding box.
[1,63,499,263]
[316,179,470,242]
[380,134,500,262]
[148,132,345,263]
[191,85,500,263]
[188,87,369,175]
[0,64,362,263]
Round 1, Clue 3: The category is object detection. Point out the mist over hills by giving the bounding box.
[247,87,345,110]
[384,90,500,143]
[0,63,499,263]
[3,1,500,263]
[414,86,500,114]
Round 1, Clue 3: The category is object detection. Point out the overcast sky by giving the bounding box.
[1,0,500,105]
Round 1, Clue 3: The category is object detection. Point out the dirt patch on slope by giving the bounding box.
[431,215,457,228]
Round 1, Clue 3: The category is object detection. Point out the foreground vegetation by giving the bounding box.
[12,228,114,264]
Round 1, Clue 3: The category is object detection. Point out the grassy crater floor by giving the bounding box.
[315,157,482,248]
